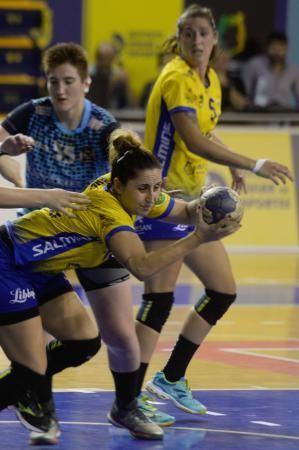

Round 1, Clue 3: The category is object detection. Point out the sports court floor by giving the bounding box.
[0,252,298,449]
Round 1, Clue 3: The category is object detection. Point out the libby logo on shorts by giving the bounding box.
[9,288,36,304]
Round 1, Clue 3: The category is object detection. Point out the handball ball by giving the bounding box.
[199,186,243,227]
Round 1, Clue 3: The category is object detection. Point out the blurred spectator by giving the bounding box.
[87,42,135,109]
[139,51,173,108]
[212,49,249,111]
[242,32,299,111]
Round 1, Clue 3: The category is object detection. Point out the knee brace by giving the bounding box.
[47,334,101,375]
[194,289,236,325]
[136,292,174,333]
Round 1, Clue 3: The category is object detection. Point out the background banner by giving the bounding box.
[0,126,297,250]
[82,0,183,98]
[208,128,298,249]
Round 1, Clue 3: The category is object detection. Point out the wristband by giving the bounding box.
[252,159,267,173]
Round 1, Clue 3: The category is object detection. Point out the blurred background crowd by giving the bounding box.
[0,0,299,117]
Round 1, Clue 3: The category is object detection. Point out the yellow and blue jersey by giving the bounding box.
[145,56,221,199]
[5,174,175,274]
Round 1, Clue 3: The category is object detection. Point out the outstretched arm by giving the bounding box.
[0,187,91,217]
[171,111,293,184]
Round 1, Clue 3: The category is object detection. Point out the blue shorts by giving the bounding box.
[135,217,195,241]
[0,235,73,325]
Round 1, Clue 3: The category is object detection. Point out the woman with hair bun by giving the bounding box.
[0,128,239,443]
[135,3,293,419]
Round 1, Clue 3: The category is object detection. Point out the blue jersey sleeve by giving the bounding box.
[2,101,33,135]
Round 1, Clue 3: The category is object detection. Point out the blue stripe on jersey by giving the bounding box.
[153,99,175,178]
[169,106,196,114]
[5,223,99,265]
[153,197,175,220]
[105,226,136,243]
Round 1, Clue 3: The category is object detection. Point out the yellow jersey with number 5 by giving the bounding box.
[145,56,221,199]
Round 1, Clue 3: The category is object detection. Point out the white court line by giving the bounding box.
[0,420,298,441]
[261,321,286,325]
[251,421,281,427]
[206,411,226,416]
[221,347,299,363]
[213,333,299,340]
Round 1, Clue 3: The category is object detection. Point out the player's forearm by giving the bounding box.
[172,113,256,170]
[0,187,47,208]
[125,232,203,281]
[189,132,255,170]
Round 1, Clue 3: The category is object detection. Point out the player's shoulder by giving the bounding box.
[31,97,53,117]
[85,173,111,193]
[160,56,198,88]
[208,67,221,89]
[89,101,117,124]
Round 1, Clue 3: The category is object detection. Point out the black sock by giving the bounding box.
[163,335,199,382]
[111,369,139,409]
[0,367,17,409]
[0,363,52,410]
[136,362,149,396]
[12,362,52,404]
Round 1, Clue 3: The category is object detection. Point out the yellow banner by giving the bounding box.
[83,0,183,97]
[209,128,298,248]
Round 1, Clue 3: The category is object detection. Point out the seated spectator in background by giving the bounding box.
[139,51,173,108]
[212,49,249,112]
[242,32,299,111]
[87,42,135,109]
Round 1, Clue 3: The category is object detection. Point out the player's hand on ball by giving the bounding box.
[199,186,243,227]
[194,205,241,243]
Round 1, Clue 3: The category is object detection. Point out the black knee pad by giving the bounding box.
[136,292,174,333]
[47,335,101,375]
[194,289,236,325]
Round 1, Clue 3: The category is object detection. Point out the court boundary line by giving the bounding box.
[0,420,298,441]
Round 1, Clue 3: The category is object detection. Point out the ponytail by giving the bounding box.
[108,128,142,164]
[109,129,161,185]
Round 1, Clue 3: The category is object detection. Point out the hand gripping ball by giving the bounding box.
[199,186,243,228]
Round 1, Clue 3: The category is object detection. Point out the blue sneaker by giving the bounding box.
[145,372,207,415]
[137,393,175,427]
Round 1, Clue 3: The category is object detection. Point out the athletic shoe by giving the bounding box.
[30,418,61,445]
[29,399,61,445]
[137,393,175,427]
[146,371,207,415]
[14,390,51,432]
[107,399,164,440]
